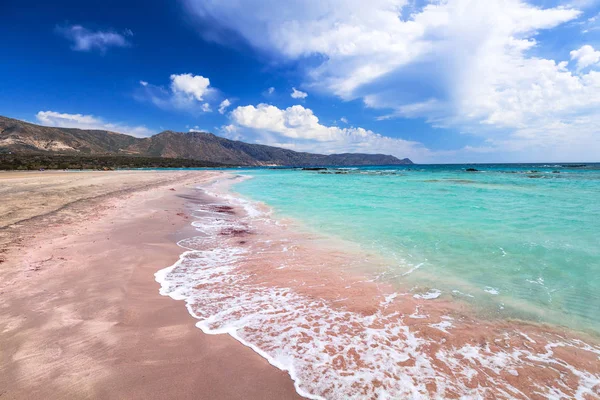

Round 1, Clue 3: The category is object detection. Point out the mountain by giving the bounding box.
[0,116,413,166]
[0,116,139,154]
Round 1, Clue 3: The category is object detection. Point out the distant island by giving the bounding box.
[0,116,413,169]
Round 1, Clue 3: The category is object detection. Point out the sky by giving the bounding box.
[1,0,600,163]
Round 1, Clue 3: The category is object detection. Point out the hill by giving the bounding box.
[0,115,413,167]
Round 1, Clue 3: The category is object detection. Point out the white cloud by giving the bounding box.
[189,125,208,132]
[183,0,600,161]
[185,0,580,98]
[137,73,216,113]
[36,111,153,137]
[340,117,348,124]
[219,124,243,140]
[218,98,232,114]
[171,73,212,101]
[262,87,276,97]
[579,11,600,33]
[291,87,308,99]
[229,103,429,159]
[56,25,130,53]
[570,45,600,70]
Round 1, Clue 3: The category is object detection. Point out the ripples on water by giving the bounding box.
[233,163,600,334]
[156,173,600,399]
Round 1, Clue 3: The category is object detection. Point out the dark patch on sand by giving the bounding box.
[220,227,251,237]
[208,205,236,215]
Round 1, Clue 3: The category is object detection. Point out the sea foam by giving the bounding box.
[156,179,600,400]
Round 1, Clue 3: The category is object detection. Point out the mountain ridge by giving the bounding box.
[0,115,413,166]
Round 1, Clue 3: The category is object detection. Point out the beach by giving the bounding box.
[0,171,301,399]
[156,170,600,399]
[1,167,599,399]
[5,0,600,396]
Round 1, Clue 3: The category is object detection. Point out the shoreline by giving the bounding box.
[158,174,600,399]
[2,169,599,399]
[214,174,600,341]
[227,170,600,343]
[0,170,302,399]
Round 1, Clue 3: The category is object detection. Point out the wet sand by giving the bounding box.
[0,171,302,399]
[157,176,600,399]
[2,170,599,399]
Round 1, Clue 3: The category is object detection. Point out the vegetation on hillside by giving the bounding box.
[0,153,229,170]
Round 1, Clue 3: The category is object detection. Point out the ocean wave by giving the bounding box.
[156,182,600,400]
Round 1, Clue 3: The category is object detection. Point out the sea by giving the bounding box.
[156,163,600,399]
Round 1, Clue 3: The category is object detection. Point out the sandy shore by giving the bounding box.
[0,171,302,399]
[3,170,599,399]
[157,176,600,399]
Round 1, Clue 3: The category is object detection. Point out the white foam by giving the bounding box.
[452,289,475,298]
[519,332,537,344]
[484,286,500,295]
[413,289,442,300]
[526,277,545,285]
[429,319,453,334]
[401,262,424,277]
[381,292,398,307]
[156,247,444,398]
[155,182,600,400]
[436,340,600,400]
[202,176,269,219]
[408,306,428,319]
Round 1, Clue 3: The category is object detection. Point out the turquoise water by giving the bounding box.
[232,164,600,334]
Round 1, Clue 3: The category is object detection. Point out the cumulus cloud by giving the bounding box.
[218,98,232,114]
[291,87,308,99]
[170,73,211,101]
[229,103,429,159]
[137,73,216,113]
[56,25,131,53]
[36,111,152,137]
[182,0,600,161]
[183,0,580,98]
[570,45,600,70]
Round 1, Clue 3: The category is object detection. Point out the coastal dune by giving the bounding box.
[0,171,302,399]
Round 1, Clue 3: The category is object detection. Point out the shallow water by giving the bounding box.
[232,164,600,334]
[155,170,600,399]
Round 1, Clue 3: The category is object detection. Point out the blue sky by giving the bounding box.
[1,0,600,163]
